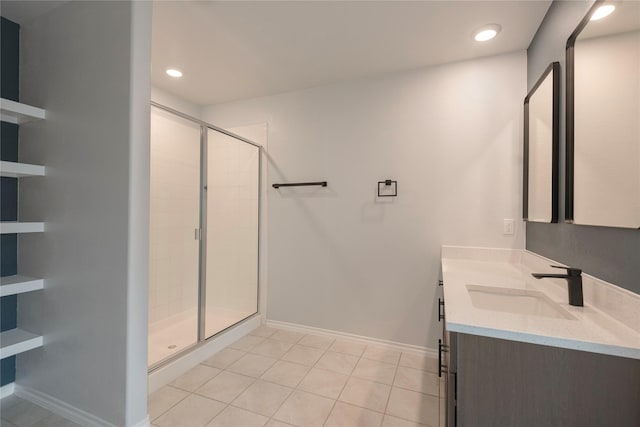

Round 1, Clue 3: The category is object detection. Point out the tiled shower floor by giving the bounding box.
[149,325,444,427]
[149,308,253,366]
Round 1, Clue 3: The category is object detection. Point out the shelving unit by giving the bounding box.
[1,23,48,394]
[0,276,44,297]
[0,98,46,124]
[0,329,43,359]
[0,161,45,178]
[0,222,45,234]
[0,97,47,365]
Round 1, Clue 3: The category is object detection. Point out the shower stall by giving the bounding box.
[148,103,261,368]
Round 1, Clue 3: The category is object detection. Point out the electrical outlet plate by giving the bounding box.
[503,219,515,235]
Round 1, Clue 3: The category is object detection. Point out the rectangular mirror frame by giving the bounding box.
[523,61,560,223]
[565,1,600,223]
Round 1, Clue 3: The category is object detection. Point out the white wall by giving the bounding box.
[151,86,202,119]
[202,51,526,348]
[17,1,151,425]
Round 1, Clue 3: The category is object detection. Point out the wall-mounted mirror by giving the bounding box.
[524,62,560,223]
[566,0,640,228]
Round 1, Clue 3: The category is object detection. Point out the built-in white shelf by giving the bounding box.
[0,222,45,234]
[0,328,43,359]
[0,275,44,297]
[0,98,46,124]
[0,161,45,178]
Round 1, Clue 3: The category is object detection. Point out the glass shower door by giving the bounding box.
[204,128,260,338]
[148,106,201,366]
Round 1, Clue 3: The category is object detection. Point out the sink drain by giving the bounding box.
[168,345,177,349]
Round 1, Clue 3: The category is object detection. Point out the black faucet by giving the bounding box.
[532,265,583,307]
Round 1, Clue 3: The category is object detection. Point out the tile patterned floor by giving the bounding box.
[0,395,81,427]
[0,326,443,427]
[149,325,444,427]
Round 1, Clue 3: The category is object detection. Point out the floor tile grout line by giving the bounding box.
[267,334,331,426]
[269,333,401,425]
[196,379,258,425]
[228,395,291,421]
[314,339,348,426]
[329,343,410,423]
[331,341,366,417]
[348,362,440,390]
[381,393,437,426]
[192,371,258,410]
[318,339,355,427]
[167,365,224,393]
[2,396,69,427]
[197,365,279,426]
[384,366,398,415]
[235,330,335,426]
[331,347,437,425]
[151,327,438,426]
[150,384,193,423]
[382,355,401,416]
[388,365,442,397]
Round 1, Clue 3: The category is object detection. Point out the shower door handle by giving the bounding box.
[194,228,201,240]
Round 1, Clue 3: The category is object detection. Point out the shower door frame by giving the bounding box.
[149,101,263,371]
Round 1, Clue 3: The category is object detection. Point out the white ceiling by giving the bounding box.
[152,0,552,106]
[579,1,640,40]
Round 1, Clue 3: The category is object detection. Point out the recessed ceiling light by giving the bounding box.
[166,69,183,78]
[473,24,502,42]
[590,4,615,21]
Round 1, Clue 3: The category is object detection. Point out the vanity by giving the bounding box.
[461,2,640,424]
[439,246,640,427]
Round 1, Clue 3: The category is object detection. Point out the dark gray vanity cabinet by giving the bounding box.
[441,330,640,426]
[441,330,456,427]
[438,292,457,427]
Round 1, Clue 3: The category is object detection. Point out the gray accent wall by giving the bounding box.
[526,0,640,294]
[15,1,151,425]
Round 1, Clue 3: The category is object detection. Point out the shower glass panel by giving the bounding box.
[204,128,260,338]
[148,106,201,366]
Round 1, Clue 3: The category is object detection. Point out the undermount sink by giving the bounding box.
[466,285,575,320]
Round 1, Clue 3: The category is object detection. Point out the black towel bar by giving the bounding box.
[272,181,327,189]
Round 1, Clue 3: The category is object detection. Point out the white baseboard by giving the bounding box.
[15,385,117,427]
[1,382,15,398]
[132,415,151,427]
[148,314,262,394]
[14,386,150,427]
[266,319,438,358]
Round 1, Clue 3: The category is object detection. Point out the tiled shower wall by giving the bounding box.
[149,108,260,332]
[149,108,201,325]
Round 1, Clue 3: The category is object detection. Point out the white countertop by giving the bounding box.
[441,246,640,359]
